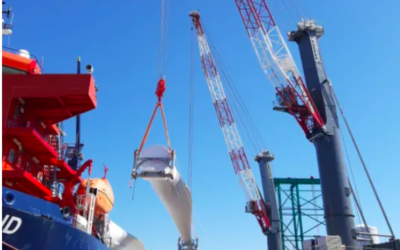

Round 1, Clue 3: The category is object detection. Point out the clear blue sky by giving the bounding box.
[7,0,400,249]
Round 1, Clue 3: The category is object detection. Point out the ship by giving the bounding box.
[2,3,146,250]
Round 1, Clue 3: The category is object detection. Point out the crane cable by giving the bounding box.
[137,81,171,155]
[188,26,195,192]
[329,81,396,239]
[274,0,297,23]
[156,0,170,79]
[317,35,375,235]
[202,22,268,158]
[340,123,364,227]
[293,0,310,19]
[137,0,172,155]
[285,0,303,19]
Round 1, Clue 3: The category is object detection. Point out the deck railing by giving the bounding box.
[2,22,13,30]
[6,117,59,152]
[5,117,83,171]
[3,153,62,192]
[2,46,43,72]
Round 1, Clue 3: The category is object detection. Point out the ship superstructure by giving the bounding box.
[2,3,145,249]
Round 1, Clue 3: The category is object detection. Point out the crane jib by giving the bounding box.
[234,0,325,137]
[189,11,271,233]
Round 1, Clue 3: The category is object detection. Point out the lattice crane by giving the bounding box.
[189,11,271,234]
[234,0,325,139]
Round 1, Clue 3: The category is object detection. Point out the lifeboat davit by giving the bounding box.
[77,177,114,216]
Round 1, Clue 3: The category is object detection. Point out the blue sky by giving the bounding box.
[7,0,400,249]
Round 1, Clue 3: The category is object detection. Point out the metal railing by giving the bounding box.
[60,143,83,171]
[2,153,55,184]
[5,118,82,170]
[3,153,41,176]
[75,194,89,211]
[6,118,59,152]
[2,46,43,72]
[2,22,13,30]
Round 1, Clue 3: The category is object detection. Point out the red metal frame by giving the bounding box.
[61,159,93,212]
[235,0,275,36]
[191,11,271,233]
[2,56,97,203]
[137,78,171,154]
[234,0,325,136]
[2,50,42,74]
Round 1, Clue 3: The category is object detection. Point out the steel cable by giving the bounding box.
[202,22,269,156]
[329,81,395,239]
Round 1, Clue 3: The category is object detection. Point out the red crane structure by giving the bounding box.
[234,0,325,139]
[189,11,271,234]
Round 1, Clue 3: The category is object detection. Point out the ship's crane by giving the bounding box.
[234,0,325,139]
[233,1,386,248]
[189,11,271,234]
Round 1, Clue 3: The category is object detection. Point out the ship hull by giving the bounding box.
[2,187,110,250]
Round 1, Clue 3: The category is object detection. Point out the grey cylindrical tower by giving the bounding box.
[255,151,282,250]
[288,20,357,247]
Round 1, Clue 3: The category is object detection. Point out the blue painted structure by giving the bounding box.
[2,187,110,250]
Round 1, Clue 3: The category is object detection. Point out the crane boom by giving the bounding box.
[189,11,271,234]
[234,0,325,137]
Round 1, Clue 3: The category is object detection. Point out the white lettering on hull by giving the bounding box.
[2,215,22,234]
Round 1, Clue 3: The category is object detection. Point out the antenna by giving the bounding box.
[103,164,109,179]
[2,2,11,18]
[68,57,82,171]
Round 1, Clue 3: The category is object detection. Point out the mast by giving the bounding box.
[76,57,81,158]
[68,57,82,171]
[288,20,357,247]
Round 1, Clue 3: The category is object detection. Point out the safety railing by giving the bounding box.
[2,46,43,72]
[75,194,88,211]
[60,143,84,171]
[5,118,82,170]
[3,153,40,175]
[2,153,53,183]
[272,99,286,109]
[6,117,59,152]
[2,22,13,30]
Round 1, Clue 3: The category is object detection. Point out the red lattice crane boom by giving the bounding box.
[190,11,271,234]
[234,0,325,137]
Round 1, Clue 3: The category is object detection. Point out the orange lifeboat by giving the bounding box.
[77,178,114,216]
